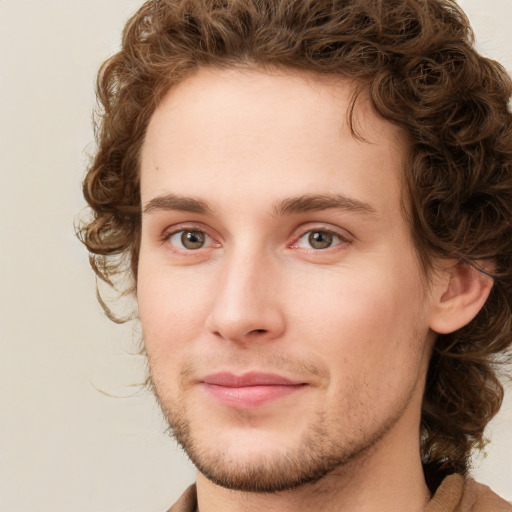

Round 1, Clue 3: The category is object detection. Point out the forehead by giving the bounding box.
[140,67,406,217]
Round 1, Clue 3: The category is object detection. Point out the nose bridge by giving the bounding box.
[222,245,261,300]
[206,239,285,342]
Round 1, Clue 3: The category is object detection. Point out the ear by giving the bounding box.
[429,261,494,334]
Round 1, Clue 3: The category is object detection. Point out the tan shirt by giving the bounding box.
[425,475,511,512]
[167,475,511,512]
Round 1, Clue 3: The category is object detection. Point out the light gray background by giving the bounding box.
[0,1,510,510]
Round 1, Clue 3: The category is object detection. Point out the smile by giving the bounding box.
[200,372,308,409]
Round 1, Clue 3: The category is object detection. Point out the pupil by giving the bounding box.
[309,231,333,249]
[182,230,205,249]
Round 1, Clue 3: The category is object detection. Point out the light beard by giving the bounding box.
[150,375,416,494]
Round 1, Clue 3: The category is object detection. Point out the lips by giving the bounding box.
[203,372,302,387]
[200,372,307,408]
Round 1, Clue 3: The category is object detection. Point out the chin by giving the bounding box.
[165,405,387,494]
[182,434,345,493]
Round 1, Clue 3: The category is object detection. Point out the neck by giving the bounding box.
[195,410,431,512]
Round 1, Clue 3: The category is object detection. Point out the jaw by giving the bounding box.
[153,352,429,495]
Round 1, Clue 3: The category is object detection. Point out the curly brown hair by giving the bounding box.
[79,0,512,485]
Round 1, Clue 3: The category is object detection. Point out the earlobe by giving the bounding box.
[429,261,494,334]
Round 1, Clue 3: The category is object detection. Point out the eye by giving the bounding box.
[294,229,347,250]
[168,229,212,250]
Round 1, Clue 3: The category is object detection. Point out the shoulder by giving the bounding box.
[426,474,511,512]
[463,478,512,512]
[166,484,197,512]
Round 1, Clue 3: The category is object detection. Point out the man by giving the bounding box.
[80,0,512,510]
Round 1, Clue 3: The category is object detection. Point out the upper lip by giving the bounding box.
[201,372,305,387]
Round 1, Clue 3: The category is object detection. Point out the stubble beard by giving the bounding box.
[151,378,414,494]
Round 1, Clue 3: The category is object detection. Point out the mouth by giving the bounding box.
[200,372,308,409]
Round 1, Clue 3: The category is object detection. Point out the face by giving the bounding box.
[138,68,437,492]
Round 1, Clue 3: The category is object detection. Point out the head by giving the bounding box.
[80,0,512,490]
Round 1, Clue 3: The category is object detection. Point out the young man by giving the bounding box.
[80,0,512,510]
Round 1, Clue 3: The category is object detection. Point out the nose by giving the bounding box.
[205,249,286,344]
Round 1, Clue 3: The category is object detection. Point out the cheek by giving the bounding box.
[137,267,212,403]
[302,282,428,427]
[137,261,211,359]
[290,262,429,382]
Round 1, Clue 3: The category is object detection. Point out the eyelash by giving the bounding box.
[290,228,351,251]
[161,225,352,254]
[161,225,219,253]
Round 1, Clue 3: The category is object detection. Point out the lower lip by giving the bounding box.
[202,383,306,409]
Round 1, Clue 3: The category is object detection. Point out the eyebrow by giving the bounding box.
[143,192,377,218]
[273,193,377,218]
[143,193,212,215]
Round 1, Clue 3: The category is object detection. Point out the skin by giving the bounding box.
[137,67,451,512]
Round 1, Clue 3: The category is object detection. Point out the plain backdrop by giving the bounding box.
[0,1,510,511]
